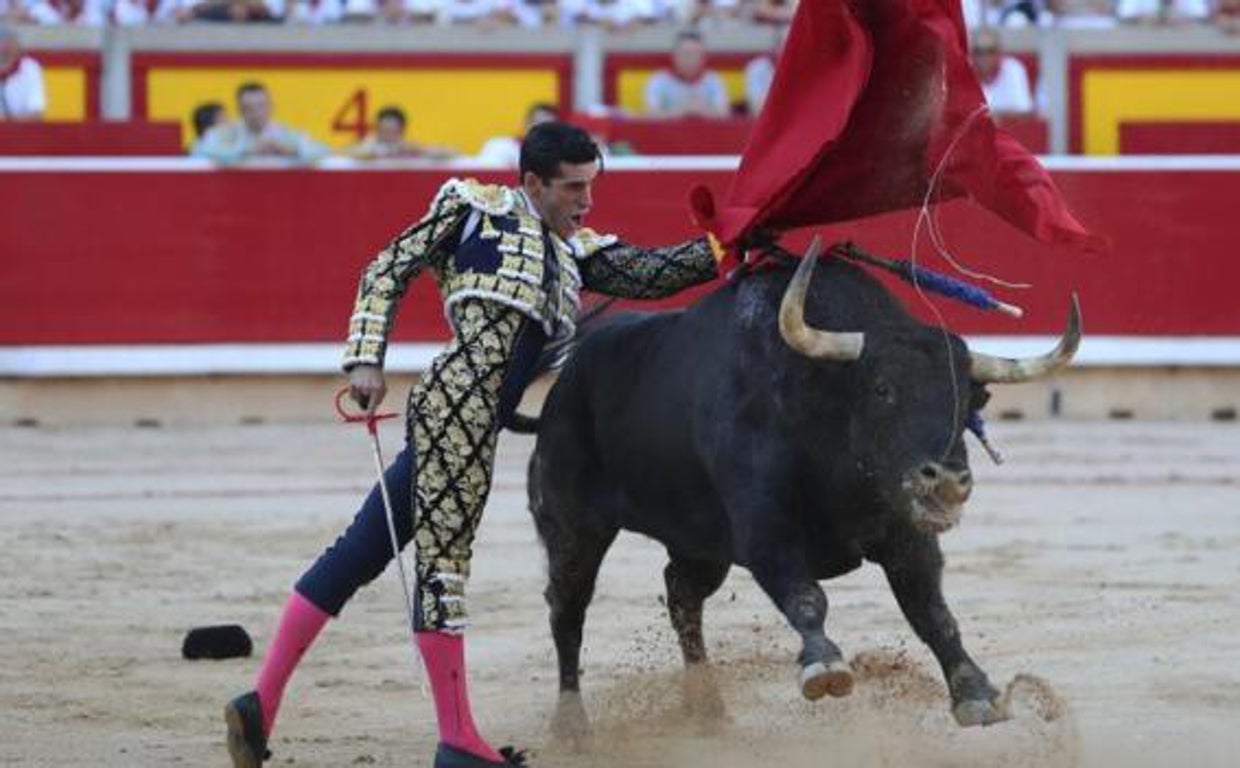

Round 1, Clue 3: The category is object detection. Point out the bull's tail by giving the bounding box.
[506,412,541,434]
[505,298,616,436]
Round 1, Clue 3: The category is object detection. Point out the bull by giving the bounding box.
[523,239,1080,731]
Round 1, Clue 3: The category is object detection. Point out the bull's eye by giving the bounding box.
[874,381,892,401]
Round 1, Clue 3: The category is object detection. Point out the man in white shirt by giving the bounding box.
[285,0,343,24]
[1115,0,1212,24]
[22,0,111,25]
[669,0,741,25]
[743,23,785,116]
[970,28,1034,115]
[643,28,731,118]
[192,81,327,164]
[559,0,664,29]
[0,25,45,121]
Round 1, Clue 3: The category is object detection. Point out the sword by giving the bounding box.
[334,387,420,638]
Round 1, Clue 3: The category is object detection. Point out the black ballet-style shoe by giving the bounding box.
[224,691,271,768]
[433,743,528,767]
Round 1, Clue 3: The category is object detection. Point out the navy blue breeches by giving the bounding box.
[294,446,416,617]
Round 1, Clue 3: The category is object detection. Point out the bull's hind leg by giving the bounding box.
[876,530,1008,727]
[541,519,617,741]
[664,554,729,665]
[665,553,730,722]
[750,560,854,701]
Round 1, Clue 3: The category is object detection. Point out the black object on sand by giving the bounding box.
[182,624,253,660]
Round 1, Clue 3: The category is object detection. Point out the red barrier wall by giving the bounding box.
[2,161,1238,345]
[0,122,184,156]
[1120,121,1240,154]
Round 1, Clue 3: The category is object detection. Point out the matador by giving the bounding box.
[225,122,719,768]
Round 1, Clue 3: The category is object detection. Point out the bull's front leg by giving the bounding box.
[748,552,855,701]
[877,530,1009,727]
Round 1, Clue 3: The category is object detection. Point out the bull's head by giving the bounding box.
[778,238,1081,535]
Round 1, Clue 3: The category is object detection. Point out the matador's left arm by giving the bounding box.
[577,237,719,300]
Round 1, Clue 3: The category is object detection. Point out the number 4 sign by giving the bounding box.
[331,88,373,141]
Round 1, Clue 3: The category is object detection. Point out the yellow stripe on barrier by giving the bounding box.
[43,67,87,120]
[147,67,561,152]
[1083,69,1240,155]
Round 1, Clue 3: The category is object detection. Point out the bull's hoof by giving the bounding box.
[681,666,728,724]
[550,692,593,747]
[951,697,1010,727]
[800,660,854,701]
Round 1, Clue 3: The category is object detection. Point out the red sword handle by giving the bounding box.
[334,386,399,436]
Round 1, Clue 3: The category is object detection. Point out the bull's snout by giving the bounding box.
[917,462,973,505]
[906,462,973,534]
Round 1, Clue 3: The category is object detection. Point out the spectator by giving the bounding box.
[192,81,327,164]
[349,105,458,160]
[341,0,479,23]
[190,100,226,153]
[157,0,284,23]
[643,28,730,119]
[521,0,555,25]
[335,0,406,23]
[23,0,109,25]
[476,101,558,166]
[747,0,795,25]
[1115,0,1212,24]
[112,0,159,24]
[439,0,544,26]
[743,23,785,116]
[998,0,1054,26]
[287,0,344,24]
[971,28,1034,116]
[1043,0,1118,28]
[672,0,743,26]
[1,1,32,22]
[0,25,44,121]
[559,0,665,29]
[1221,0,1240,33]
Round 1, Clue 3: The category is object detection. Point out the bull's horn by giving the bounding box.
[778,236,865,361]
[970,294,1083,384]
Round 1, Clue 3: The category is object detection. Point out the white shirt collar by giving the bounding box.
[517,187,579,254]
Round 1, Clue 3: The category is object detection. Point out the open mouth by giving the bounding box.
[569,214,585,227]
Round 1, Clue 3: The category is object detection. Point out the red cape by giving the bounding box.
[691,0,1105,255]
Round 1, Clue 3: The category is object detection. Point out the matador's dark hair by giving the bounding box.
[519,121,602,182]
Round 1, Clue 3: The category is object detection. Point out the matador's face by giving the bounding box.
[523,160,599,240]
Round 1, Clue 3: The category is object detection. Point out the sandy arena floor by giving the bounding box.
[1,419,1238,767]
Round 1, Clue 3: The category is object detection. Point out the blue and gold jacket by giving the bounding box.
[343,177,719,369]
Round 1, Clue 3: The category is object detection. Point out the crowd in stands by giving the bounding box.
[0,0,789,28]
[4,0,1237,158]
[966,0,1233,28]
[0,0,1236,28]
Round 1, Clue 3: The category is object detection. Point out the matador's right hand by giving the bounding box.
[348,364,387,416]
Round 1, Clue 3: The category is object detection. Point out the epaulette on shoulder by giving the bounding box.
[568,227,620,259]
[436,178,517,216]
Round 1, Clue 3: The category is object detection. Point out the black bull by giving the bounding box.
[523,240,1081,731]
